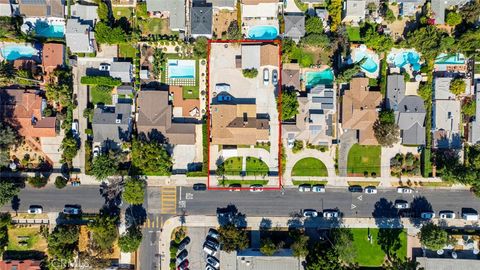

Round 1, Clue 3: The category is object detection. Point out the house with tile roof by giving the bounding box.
[136,90,196,145]
[341,77,382,145]
[18,0,64,18]
[146,0,186,32]
[65,18,95,53]
[386,74,426,145]
[92,103,132,148]
[42,43,64,82]
[169,86,201,118]
[0,89,56,138]
[284,13,305,42]
[191,0,213,38]
[240,43,279,69]
[0,260,42,270]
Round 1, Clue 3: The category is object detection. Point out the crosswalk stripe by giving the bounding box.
[160,186,177,214]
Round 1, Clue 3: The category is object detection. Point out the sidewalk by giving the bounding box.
[158,215,480,270]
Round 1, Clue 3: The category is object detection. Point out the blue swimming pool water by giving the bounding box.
[248,26,278,40]
[389,51,421,71]
[168,59,196,79]
[353,50,378,74]
[435,53,465,65]
[34,21,64,38]
[305,69,334,88]
[0,45,36,61]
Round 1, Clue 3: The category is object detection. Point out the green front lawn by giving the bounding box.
[351,228,407,267]
[292,158,328,177]
[223,156,269,176]
[90,85,112,105]
[183,87,199,99]
[113,7,133,19]
[119,43,136,58]
[346,26,362,42]
[223,157,243,175]
[347,144,381,177]
[8,227,47,252]
[292,180,327,186]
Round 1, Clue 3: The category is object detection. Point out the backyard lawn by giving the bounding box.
[90,85,113,105]
[119,43,136,58]
[347,26,362,42]
[183,87,199,99]
[351,228,407,267]
[112,7,132,20]
[222,156,269,176]
[292,158,328,177]
[7,226,47,252]
[347,144,381,176]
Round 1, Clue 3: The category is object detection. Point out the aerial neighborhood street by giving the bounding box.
[0,0,480,270]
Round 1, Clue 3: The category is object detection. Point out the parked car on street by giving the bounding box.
[364,186,377,194]
[206,255,220,269]
[263,68,269,85]
[302,209,318,218]
[323,210,339,219]
[178,237,191,250]
[439,211,456,219]
[348,185,363,193]
[397,187,413,194]
[298,184,312,192]
[193,183,207,191]
[63,205,81,215]
[462,212,479,221]
[312,184,325,193]
[272,69,278,85]
[206,264,217,270]
[420,212,435,219]
[250,185,263,192]
[28,205,43,214]
[394,200,410,209]
[229,184,241,192]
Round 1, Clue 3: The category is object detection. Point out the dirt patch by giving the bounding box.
[9,139,49,169]
[213,10,237,38]
[303,46,332,66]
[78,225,120,259]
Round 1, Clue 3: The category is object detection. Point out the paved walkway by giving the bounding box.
[338,130,357,177]
[158,215,480,270]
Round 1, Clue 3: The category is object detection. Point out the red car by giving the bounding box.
[177,259,189,270]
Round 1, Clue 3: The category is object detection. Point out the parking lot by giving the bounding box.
[179,227,220,270]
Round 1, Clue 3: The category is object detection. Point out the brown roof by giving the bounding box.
[13,59,36,71]
[242,0,278,4]
[260,44,279,67]
[211,99,269,145]
[0,89,56,138]
[282,63,300,90]
[169,86,200,118]
[0,260,42,270]
[136,90,196,145]
[42,43,64,81]
[341,78,382,145]
[18,0,64,17]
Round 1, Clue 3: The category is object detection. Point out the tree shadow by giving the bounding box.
[125,204,147,228]
[216,204,247,228]
[409,196,433,228]
[11,195,20,215]
[372,198,404,261]
[259,218,272,231]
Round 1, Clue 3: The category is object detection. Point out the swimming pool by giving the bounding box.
[387,51,421,71]
[34,21,65,38]
[168,59,196,79]
[353,50,378,74]
[248,26,278,40]
[0,44,37,61]
[435,53,465,65]
[305,69,334,88]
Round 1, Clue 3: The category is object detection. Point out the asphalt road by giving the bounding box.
[178,187,480,218]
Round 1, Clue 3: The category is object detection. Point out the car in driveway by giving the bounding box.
[364,186,377,194]
[302,209,318,218]
[28,205,43,214]
[177,259,189,270]
[206,255,220,269]
[272,69,278,85]
[298,184,312,192]
[312,184,325,193]
[93,145,100,158]
[99,63,110,71]
[394,200,410,209]
[250,185,263,192]
[348,185,363,193]
[176,249,188,264]
[229,184,241,192]
[263,68,269,85]
[397,187,413,194]
[323,210,339,219]
[420,212,435,219]
[193,183,207,191]
[439,211,456,219]
[178,237,191,250]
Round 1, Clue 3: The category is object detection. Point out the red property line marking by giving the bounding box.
[206,39,282,190]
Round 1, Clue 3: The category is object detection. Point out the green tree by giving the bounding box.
[89,214,119,252]
[363,23,393,53]
[45,83,72,108]
[463,98,476,117]
[218,224,249,252]
[80,76,122,86]
[194,37,208,58]
[60,132,79,164]
[0,61,15,86]
[226,20,242,40]
[91,152,120,180]
[450,78,466,96]
[27,176,48,188]
[290,230,309,258]
[260,237,282,256]
[456,28,480,56]
[337,60,364,83]
[152,48,166,79]
[383,256,424,270]
[327,0,343,32]
[0,181,19,207]
[47,225,80,263]
[95,22,127,44]
[305,16,324,34]
[242,68,258,78]
[119,226,142,252]
[279,87,299,120]
[446,11,462,26]
[332,228,356,265]
[122,177,145,205]
[306,244,346,270]
[419,223,450,250]
[0,122,18,149]
[131,138,172,175]
[373,109,400,147]
[97,0,110,22]
[301,33,330,47]
[55,176,68,189]
[405,26,450,60]
[0,213,11,251]
[15,69,35,86]
[385,7,396,23]
[460,0,480,24]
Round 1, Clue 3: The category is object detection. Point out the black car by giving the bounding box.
[348,185,363,193]
[193,183,207,191]
[176,249,188,264]
[178,237,191,250]
[205,237,220,250]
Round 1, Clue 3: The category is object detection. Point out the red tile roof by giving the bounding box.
[169,86,200,117]
[0,260,42,270]
[42,43,64,81]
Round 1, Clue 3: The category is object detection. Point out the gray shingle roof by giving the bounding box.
[470,82,480,143]
[93,103,132,144]
[417,257,480,270]
[109,62,133,83]
[284,13,305,39]
[146,0,186,30]
[65,18,94,53]
[191,1,212,36]
[70,3,98,27]
[386,74,405,110]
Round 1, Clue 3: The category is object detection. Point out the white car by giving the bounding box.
[397,187,413,194]
[298,184,312,192]
[93,146,100,158]
[439,211,456,219]
[71,120,79,136]
[206,256,220,269]
[323,210,339,219]
[287,138,295,149]
[203,243,217,256]
[99,63,110,71]
[364,186,377,194]
[420,212,435,219]
[312,185,326,193]
[250,185,263,192]
[303,209,318,218]
[395,201,410,209]
[263,68,269,85]
[27,205,43,214]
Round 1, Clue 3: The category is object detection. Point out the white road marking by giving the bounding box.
[351,204,356,209]
[186,193,193,200]
[357,195,363,201]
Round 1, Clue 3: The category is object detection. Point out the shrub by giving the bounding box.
[242,68,258,78]
[80,76,122,86]
[28,176,48,188]
[54,176,68,189]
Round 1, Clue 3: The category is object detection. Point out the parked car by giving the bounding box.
[394,200,410,209]
[176,250,188,264]
[205,238,220,250]
[71,120,79,136]
[287,137,295,148]
[272,69,278,85]
[348,185,363,193]
[207,228,220,240]
[462,212,479,221]
[302,209,318,218]
[229,184,241,192]
[203,243,217,256]
[27,205,43,214]
[206,255,220,269]
[263,68,269,85]
[63,205,81,215]
[397,187,413,194]
[206,264,217,270]
[177,237,191,251]
[177,259,189,270]
[312,184,326,193]
[93,146,100,158]
[298,184,312,192]
[323,210,339,219]
[193,183,207,191]
[99,63,110,71]
[250,185,263,192]
[364,186,377,194]
[439,211,456,219]
[420,212,436,219]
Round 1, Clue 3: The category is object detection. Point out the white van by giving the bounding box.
[462,213,479,221]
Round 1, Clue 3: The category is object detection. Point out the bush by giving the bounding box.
[28,176,48,188]
[54,176,68,189]
[242,68,258,78]
[80,76,122,86]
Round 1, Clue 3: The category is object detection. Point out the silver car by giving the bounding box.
[206,255,220,269]
[397,187,413,194]
[323,210,339,219]
[364,186,377,194]
[395,200,410,209]
[303,209,318,218]
[312,185,326,193]
[298,184,312,192]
